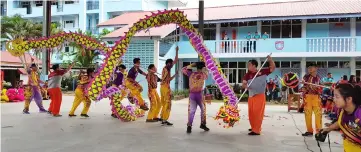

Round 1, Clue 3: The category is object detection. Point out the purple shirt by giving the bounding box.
[182,67,208,93]
[113,71,124,86]
[127,67,144,80]
[338,106,361,144]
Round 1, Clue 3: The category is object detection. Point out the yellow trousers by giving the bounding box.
[160,84,172,121]
[344,139,361,152]
[69,88,91,115]
[304,94,322,133]
[125,79,145,106]
[147,89,161,120]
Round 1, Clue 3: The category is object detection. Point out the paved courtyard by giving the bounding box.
[1,96,344,152]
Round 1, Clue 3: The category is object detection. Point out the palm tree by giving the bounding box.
[1,14,42,41]
[64,29,103,68]
[1,14,63,59]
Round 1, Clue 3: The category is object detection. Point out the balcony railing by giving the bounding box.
[176,37,361,55]
[216,40,257,53]
[87,1,99,10]
[306,37,356,52]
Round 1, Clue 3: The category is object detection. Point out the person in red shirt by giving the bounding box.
[266,78,276,102]
[301,63,322,136]
[242,55,275,135]
[47,62,75,117]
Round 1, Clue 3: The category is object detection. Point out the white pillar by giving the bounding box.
[6,0,12,16]
[351,57,356,75]
[351,18,356,37]
[153,39,160,94]
[301,19,307,38]
[59,16,63,28]
[216,23,221,53]
[257,21,261,33]
[99,0,106,22]
[301,57,306,77]
[179,61,183,90]
[78,0,86,31]
[74,15,79,29]
[256,58,261,69]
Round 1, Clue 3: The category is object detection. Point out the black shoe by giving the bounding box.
[146,119,158,122]
[248,128,252,131]
[53,114,62,117]
[248,132,260,136]
[139,105,149,111]
[200,124,210,131]
[68,114,77,117]
[47,111,52,115]
[80,114,89,117]
[111,114,117,118]
[161,121,173,126]
[153,118,162,121]
[302,132,313,137]
[187,126,192,133]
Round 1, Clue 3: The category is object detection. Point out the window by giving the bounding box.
[64,20,74,28]
[291,61,301,68]
[203,29,216,40]
[328,61,338,68]
[261,20,301,38]
[308,18,351,23]
[275,61,280,68]
[280,61,291,68]
[357,17,361,22]
[339,61,350,68]
[219,61,248,84]
[317,61,327,68]
[65,1,75,4]
[356,61,361,69]
[35,1,43,7]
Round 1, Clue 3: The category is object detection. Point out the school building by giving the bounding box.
[99,0,361,94]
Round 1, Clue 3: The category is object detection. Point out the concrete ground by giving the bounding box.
[1,96,344,152]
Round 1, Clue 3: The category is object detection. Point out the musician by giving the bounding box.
[301,63,322,136]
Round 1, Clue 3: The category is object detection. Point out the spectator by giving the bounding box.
[245,32,252,40]
[223,33,230,53]
[266,78,276,102]
[356,77,361,87]
[338,75,348,84]
[262,32,269,39]
[254,32,261,40]
[349,75,356,85]
[245,32,253,52]
[321,73,333,108]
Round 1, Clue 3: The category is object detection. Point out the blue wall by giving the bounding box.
[357,23,361,36]
[329,23,350,37]
[306,23,329,38]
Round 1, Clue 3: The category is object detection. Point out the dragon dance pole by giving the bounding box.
[237,53,272,104]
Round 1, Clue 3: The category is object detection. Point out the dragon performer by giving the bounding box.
[6,9,239,127]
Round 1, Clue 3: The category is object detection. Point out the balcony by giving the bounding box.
[176,37,361,58]
[87,1,99,10]
[86,27,99,35]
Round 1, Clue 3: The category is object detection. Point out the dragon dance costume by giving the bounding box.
[182,66,208,127]
[69,74,91,116]
[146,73,162,121]
[303,74,322,134]
[111,70,128,116]
[338,106,361,151]
[160,66,173,123]
[23,69,46,113]
[125,67,148,110]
